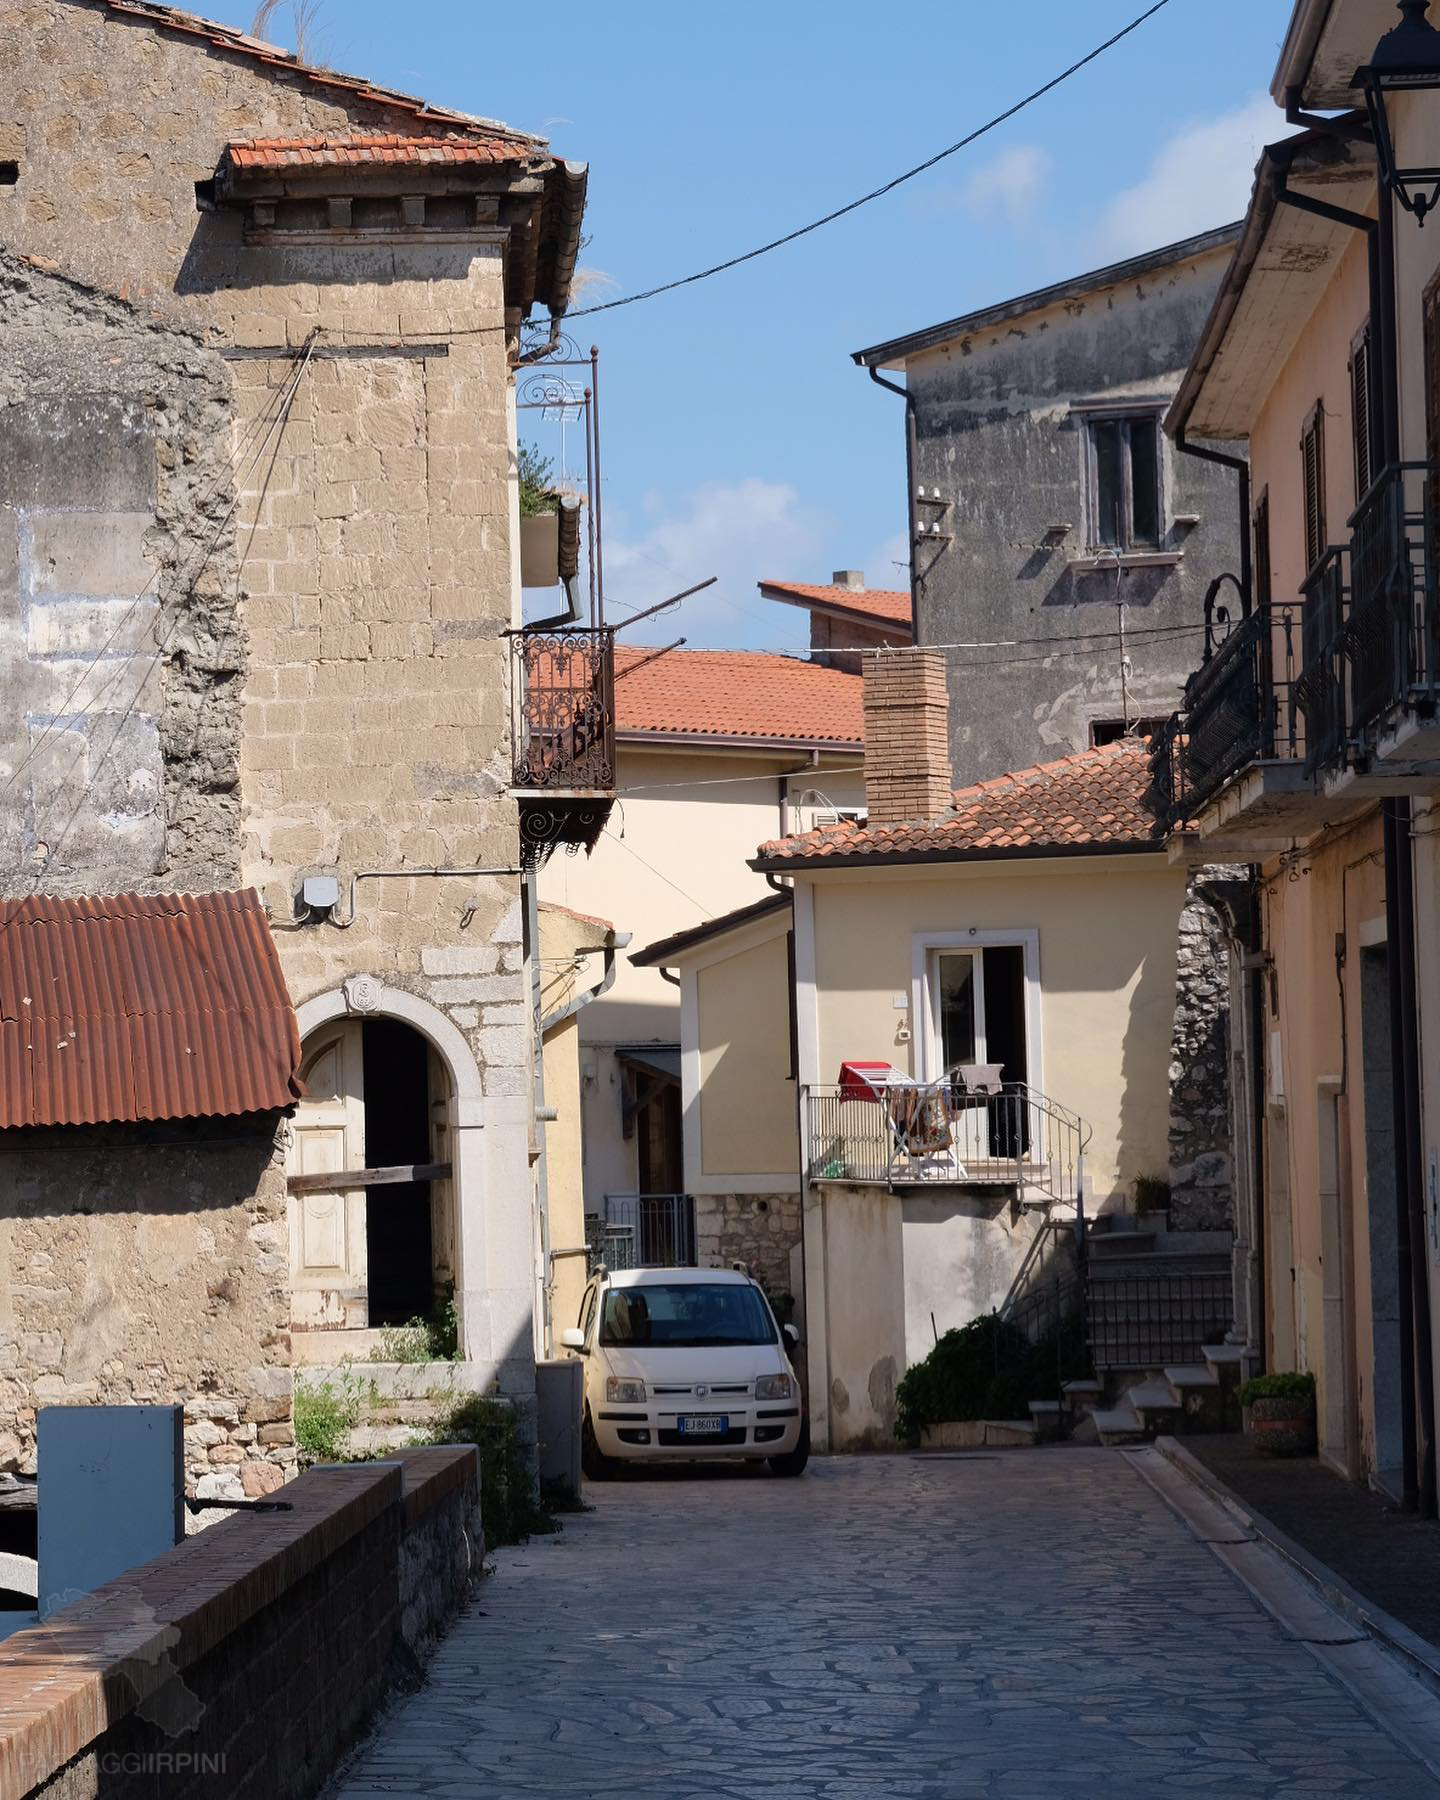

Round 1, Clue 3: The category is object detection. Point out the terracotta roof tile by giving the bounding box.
[755,738,1162,867]
[0,889,302,1129]
[228,134,536,171]
[99,1,539,141]
[615,646,863,747]
[758,580,912,632]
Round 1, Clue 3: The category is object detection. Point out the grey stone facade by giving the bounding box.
[1167,878,1235,1231]
[694,1192,801,1308]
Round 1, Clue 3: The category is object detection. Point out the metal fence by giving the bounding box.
[804,1081,1088,1207]
[590,1194,696,1272]
[1295,548,1347,774]
[1085,1269,1232,1370]
[1347,462,1440,740]
[511,626,616,793]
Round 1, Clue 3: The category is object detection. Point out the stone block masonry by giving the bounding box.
[0,1447,481,1800]
[695,1192,802,1307]
[1167,876,1235,1232]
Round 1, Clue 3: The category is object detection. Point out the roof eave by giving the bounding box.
[630,892,792,967]
[617,729,864,754]
[749,839,1167,875]
[853,223,1244,370]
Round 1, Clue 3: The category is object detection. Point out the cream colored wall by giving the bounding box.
[694,928,798,1183]
[1260,822,1387,1477]
[806,857,1187,1207]
[543,1013,588,1338]
[541,743,864,1047]
[1248,230,1371,613]
[804,1183,907,1451]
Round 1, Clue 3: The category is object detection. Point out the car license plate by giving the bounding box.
[677,1414,729,1435]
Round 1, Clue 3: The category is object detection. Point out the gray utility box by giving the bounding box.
[534,1359,583,1497]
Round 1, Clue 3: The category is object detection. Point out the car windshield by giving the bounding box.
[599,1282,776,1348]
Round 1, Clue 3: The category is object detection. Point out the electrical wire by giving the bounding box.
[600,825,715,919]
[561,2,1173,320]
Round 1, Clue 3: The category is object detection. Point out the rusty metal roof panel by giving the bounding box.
[0,889,302,1130]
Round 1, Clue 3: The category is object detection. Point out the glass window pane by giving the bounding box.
[938,954,977,1070]
[1092,421,1123,547]
[1130,418,1160,545]
[598,1282,776,1347]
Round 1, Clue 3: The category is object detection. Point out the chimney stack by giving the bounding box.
[862,650,953,826]
[832,569,865,590]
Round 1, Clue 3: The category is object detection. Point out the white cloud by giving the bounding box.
[604,478,830,652]
[960,145,1053,226]
[1097,93,1296,260]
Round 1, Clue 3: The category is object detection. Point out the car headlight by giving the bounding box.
[606,1376,647,1404]
[755,1373,793,1401]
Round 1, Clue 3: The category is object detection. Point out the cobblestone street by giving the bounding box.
[333,1451,1440,1798]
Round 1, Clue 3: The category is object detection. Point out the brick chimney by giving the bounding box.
[862,650,953,826]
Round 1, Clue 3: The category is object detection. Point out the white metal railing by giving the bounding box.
[803,1080,1089,1206]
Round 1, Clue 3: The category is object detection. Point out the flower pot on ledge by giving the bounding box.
[1240,1373,1317,1456]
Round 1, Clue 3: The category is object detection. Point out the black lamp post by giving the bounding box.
[1354,0,1440,225]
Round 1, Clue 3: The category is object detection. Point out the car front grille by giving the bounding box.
[651,1384,751,1397]
[657,1427,749,1447]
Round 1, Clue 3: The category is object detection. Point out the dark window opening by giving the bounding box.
[1302,402,1327,576]
[193,177,218,211]
[1090,716,1169,747]
[361,1018,434,1328]
[1087,414,1164,551]
[637,1080,683,1196]
[0,163,18,188]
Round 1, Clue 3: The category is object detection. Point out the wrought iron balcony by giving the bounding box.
[1346,462,1440,749]
[1174,608,1283,816]
[1293,547,1348,776]
[511,626,616,864]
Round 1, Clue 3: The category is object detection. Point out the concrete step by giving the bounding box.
[1092,1401,1148,1447]
[1203,1343,1247,1385]
[1089,1231,1158,1255]
[1061,1378,1104,1406]
[1165,1364,1221,1396]
[1127,1378,1182,1423]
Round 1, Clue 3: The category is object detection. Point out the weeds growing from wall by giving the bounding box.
[412,1395,559,1547]
[294,1371,371,1462]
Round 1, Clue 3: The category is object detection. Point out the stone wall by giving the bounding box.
[1167,877,1235,1231]
[695,1192,802,1308]
[0,250,242,895]
[0,1119,293,1497]
[0,1449,481,1800]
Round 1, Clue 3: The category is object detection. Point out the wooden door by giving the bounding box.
[289,1023,368,1329]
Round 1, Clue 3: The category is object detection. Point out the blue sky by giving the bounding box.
[205,0,1295,650]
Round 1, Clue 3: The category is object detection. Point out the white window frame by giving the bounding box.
[910,928,1043,1095]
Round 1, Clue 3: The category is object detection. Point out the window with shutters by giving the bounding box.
[1351,324,1381,503]
[1301,404,1326,577]
[1082,411,1165,553]
[1254,491,1272,611]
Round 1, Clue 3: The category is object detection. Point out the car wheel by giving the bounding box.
[767,1419,810,1478]
[582,1408,615,1482]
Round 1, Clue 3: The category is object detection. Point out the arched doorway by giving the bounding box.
[289,1017,456,1332]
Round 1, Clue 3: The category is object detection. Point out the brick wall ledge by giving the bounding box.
[0,1445,480,1800]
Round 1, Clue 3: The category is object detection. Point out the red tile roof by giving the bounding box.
[99,1,540,141]
[229,134,536,171]
[614,646,864,747]
[758,580,912,633]
[0,889,302,1130]
[755,738,1162,867]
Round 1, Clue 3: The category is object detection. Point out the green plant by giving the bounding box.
[518,442,557,518]
[294,1371,366,1463]
[1132,1173,1172,1212]
[412,1394,560,1547]
[372,1294,460,1365]
[1239,1370,1316,1407]
[895,1308,1089,1444]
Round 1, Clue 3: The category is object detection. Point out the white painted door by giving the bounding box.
[289,1023,368,1330]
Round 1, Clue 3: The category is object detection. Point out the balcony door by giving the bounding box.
[934,951,987,1073]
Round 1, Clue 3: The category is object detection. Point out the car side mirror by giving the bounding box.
[559,1328,586,1351]
[783,1323,801,1349]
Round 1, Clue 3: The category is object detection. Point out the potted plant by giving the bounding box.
[519,443,561,588]
[1238,1370,1316,1455]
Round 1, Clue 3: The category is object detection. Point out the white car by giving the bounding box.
[561,1265,809,1478]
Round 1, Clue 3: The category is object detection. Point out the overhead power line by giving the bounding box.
[566,1,1172,320]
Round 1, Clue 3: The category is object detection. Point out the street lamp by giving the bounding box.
[1354,0,1440,225]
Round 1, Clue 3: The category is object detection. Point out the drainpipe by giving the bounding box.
[1384,801,1421,1509]
[866,365,921,639]
[1174,426,1252,608]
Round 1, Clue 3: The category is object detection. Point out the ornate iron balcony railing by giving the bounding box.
[1346,462,1440,742]
[1294,547,1348,776]
[511,626,617,794]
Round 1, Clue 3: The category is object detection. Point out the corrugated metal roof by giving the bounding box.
[0,889,302,1129]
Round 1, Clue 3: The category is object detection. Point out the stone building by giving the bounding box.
[852,230,1248,1237]
[0,0,597,1491]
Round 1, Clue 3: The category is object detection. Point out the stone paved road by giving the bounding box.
[333,1451,1440,1798]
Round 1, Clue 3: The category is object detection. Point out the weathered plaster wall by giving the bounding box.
[0,1119,292,1495]
[0,252,242,894]
[904,243,1239,785]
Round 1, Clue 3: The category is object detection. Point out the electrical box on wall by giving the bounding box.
[301,875,340,916]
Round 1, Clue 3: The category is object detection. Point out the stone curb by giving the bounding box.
[1155,1434,1440,1697]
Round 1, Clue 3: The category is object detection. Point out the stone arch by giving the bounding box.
[294,978,483,1112]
